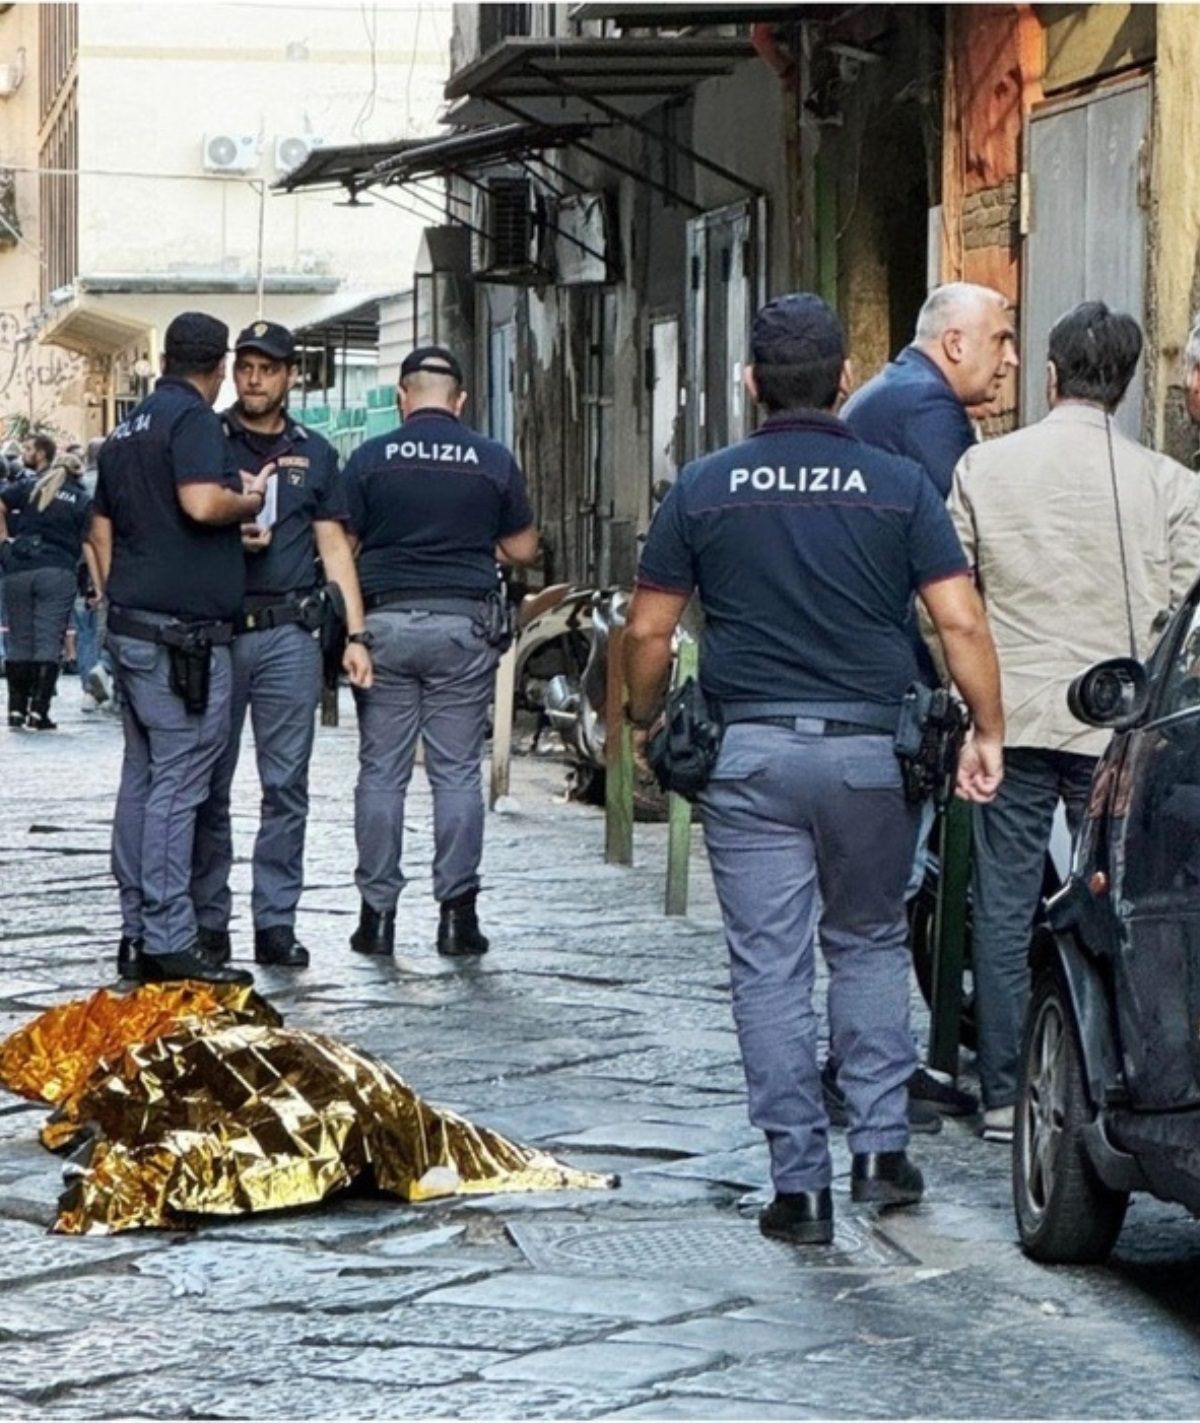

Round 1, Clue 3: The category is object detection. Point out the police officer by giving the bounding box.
[343,344,538,958]
[90,312,269,986]
[190,321,373,970]
[624,294,1005,1244]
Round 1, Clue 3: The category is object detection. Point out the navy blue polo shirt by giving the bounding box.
[841,346,976,498]
[343,407,534,599]
[1,476,92,572]
[221,407,346,597]
[636,411,968,710]
[94,376,245,620]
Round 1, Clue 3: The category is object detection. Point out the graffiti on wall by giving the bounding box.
[0,298,88,431]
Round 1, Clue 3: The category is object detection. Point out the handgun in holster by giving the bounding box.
[893,683,970,805]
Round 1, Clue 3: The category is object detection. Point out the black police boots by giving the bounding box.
[350,903,396,956]
[6,661,33,729]
[759,1187,834,1245]
[138,942,253,986]
[116,935,143,979]
[255,926,310,967]
[850,1150,925,1207]
[195,927,232,966]
[437,890,489,957]
[26,661,59,731]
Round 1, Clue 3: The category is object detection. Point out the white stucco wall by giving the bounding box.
[75,2,452,293]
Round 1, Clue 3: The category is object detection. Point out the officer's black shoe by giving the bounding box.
[255,926,310,967]
[437,892,489,957]
[350,904,396,956]
[137,944,253,986]
[850,1151,925,1207]
[194,927,232,966]
[759,1188,834,1245]
[116,935,143,979]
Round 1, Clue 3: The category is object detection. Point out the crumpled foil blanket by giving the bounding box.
[0,983,615,1234]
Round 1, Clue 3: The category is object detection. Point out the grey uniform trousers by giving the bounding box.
[3,565,76,661]
[192,622,323,933]
[971,745,1096,1110]
[108,627,232,956]
[698,721,920,1194]
[353,608,499,909]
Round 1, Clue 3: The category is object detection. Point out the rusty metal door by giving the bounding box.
[1021,77,1150,438]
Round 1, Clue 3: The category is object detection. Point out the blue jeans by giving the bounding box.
[971,746,1097,1109]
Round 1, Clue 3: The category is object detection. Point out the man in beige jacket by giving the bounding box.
[949,300,1200,1142]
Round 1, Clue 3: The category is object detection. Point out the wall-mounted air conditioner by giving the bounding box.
[275,134,324,174]
[203,133,259,174]
[471,176,548,283]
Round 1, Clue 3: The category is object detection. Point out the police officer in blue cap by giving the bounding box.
[91,311,270,985]
[343,345,539,958]
[624,293,1005,1244]
[190,320,373,971]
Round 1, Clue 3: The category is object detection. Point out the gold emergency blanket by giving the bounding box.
[0,984,615,1235]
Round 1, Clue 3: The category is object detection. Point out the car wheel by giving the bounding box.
[1013,966,1129,1264]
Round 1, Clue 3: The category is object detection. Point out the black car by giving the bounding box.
[1014,585,1200,1263]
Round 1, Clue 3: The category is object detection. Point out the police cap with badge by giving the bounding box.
[235,320,298,363]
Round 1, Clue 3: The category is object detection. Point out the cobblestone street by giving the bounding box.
[3,695,1200,1420]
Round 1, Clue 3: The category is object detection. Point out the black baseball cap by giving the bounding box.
[400,344,464,384]
[164,312,229,365]
[235,320,297,362]
[750,293,845,367]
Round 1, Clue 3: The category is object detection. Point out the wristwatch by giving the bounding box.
[347,630,375,649]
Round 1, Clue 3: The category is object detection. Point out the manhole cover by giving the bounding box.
[507,1217,915,1276]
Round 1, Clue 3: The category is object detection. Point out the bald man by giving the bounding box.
[843,282,1018,497]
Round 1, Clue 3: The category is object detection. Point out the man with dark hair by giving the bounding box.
[343,344,539,959]
[949,299,1200,1141]
[191,320,373,970]
[90,311,271,986]
[624,293,1005,1245]
[21,433,57,477]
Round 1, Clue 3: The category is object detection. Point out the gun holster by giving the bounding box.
[472,587,517,651]
[646,677,725,802]
[893,682,970,805]
[160,625,215,715]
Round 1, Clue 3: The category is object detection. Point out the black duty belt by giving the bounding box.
[108,611,235,647]
[235,595,310,634]
[735,715,886,737]
[365,589,484,614]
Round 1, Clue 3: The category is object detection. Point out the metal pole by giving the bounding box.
[928,797,971,1074]
[605,624,634,865]
[254,180,266,319]
[664,636,698,915]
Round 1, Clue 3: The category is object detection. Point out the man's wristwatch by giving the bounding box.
[346,630,374,649]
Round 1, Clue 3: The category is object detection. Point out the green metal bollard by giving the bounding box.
[605,625,634,865]
[927,796,972,1075]
[664,636,699,916]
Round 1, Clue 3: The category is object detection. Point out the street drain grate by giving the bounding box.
[507,1216,915,1276]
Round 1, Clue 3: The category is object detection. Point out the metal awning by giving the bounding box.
[443,34,757,127]
[372,121,595,183]
[271,139,424,198]
[38,301,150,359]
[572,3,802,23]
[292,297,382,355]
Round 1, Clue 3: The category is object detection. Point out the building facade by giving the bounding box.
[0,0,452,443]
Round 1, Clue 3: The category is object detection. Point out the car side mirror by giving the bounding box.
[1067,657,1149,728]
